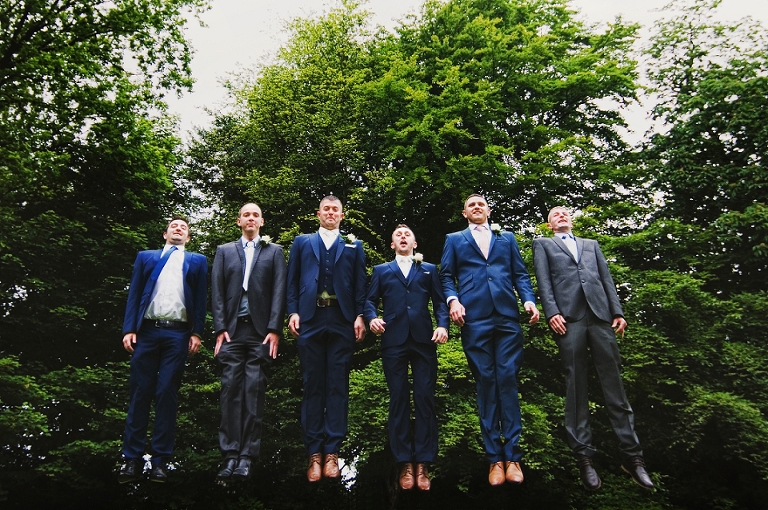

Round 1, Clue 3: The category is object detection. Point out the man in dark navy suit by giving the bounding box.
[287,195,367,482]
[533,206,653,491]
[365,224,449,491]
[118,216,208,483]
[440,194,539,486]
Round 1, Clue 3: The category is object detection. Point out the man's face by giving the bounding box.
[391,227,417,256]
[317,199,344,230]
[462,196,491,225]
[237,204,264,238]
[163,219,190,246]
[548,208,573,233]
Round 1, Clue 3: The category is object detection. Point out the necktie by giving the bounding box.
[243,241,255,291]
[149,246,177,282]
[561,234,578,260]
[474,225,490,259]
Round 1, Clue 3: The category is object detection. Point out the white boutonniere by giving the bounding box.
[490,223,502,236]
[343,233,357,244]
[412,252,424,264]
[260,235,272,246]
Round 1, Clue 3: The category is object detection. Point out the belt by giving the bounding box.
[237,315,253,324]
[149,319,189,329]
[316,298,339,307]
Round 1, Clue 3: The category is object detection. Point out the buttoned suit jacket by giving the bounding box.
[122,248,208,339]
[287,233,366,324]
[532,236,623,323]
[440,228,536,322]
[364,261,449,350]
[212,240,287,339]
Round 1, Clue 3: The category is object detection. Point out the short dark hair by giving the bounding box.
[392,223,415,240]
[166,215,190,231]
[464,193,487,208]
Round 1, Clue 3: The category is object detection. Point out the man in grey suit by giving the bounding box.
[211,203,287,480]
[532,206,653,491]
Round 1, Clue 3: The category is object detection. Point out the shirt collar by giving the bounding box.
[472,222,490,231]
[559,232,575,240]
[319,227,339,238]
[395,255,412,264]
[241,235,260,247]
[162,244,185,255]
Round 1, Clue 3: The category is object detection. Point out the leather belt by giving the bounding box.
[316,298,339,307]
[150,319,189,329]
[237,315,253,324]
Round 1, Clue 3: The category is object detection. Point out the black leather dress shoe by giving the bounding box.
[622,456,654,490]
[232,457,252,479]
[149,463,168,483]
[217,458,238,479]
[576,455,601,491]
[118,458,143,483]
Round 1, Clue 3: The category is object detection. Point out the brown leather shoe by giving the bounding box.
[505,461,524,484]
[415,463,431,491]
[489,462,505,486]
[398,462,414,490]
[323,453,340,479]
[307,453,322,482]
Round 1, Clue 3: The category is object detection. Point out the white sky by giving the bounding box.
[167,0,768,143]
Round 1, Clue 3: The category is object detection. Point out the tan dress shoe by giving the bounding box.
[489,462,505,486]
[505,461,524,484]
[415,463,431,491]
[323,453,340,479]
[398,462,414,490]
[307,453,322,482]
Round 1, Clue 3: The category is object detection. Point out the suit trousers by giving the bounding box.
[381,336,438,464]
[461,313,524,463]
[122,323,189,463]
[217,320,270,460]
[556,309,642,457]
[297,307,355,455]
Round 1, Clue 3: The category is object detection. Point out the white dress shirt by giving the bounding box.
[319,227,339,250]
[559,233,579,261]
[145,244,187,321]
[395,255,413,278]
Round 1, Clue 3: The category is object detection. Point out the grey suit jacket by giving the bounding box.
[212,239,288,339]
[532,235,623,324]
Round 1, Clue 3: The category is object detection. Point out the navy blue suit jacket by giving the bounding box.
[122,248,208,339]
[364,261,449,349]
[287,233,366,324]
[440,228,535,321]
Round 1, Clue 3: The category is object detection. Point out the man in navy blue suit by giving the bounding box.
[365,224,449,491]
[287,195,367,482]
[440,194,539,486]
[118,216,208,483]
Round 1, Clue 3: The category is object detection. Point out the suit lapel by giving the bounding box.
[334,235,345,265]
[388,260,407,286]
[552,236,577,263]
[461,228,485,258]
[237,241,246,278]
[310,232,321,262]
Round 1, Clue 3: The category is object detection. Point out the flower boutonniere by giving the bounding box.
[342,233,357,244]
[260,235,272,246]
[490,223,502,236]
[412,252,424,264]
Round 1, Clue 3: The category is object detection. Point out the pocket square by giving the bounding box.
[344,243,356,248]
[423,271,430,274]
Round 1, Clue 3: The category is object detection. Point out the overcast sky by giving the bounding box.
[166,0,768,142]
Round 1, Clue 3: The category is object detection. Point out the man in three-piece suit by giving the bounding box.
[440,194,540,486]
[118,216,208,483]
[211,203,287,480]
[532,206,653,491]
[365,225,449,491]
[287,195,367,482]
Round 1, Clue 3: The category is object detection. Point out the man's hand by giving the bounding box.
[612,317,627,338]
[122,333,136,353]
[369,318,386,334]
[432,327,448,344]
[354,316,366,342]
[263,332,279,359]
[524,301,540,325]
[189,335,201,354]
[214,331,231,357]
[548,313,567,335]
[449,300,466,327]
[288,314,300,338]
